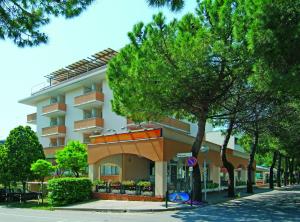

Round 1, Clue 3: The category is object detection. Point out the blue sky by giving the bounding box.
[0,0,197,139]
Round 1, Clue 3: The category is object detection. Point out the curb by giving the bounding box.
[53,205,199,213]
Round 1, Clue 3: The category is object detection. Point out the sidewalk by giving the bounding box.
[54,186,272,212]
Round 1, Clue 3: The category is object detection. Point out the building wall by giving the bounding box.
[205,131,235,150]
[36,99,51,147]
[65,87,84,143]
[122,155,150,181]
[102,79,127,133]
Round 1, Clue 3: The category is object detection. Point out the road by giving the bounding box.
[0,186,299,222]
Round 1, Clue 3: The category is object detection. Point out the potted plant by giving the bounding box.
[206,182,219,192]
[137,181,153,196]
[122,180,136,195]
[93,179,107,193]
[110,181,121,194]
[236,180,246,188]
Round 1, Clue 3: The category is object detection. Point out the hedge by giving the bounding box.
[48,177,92,206]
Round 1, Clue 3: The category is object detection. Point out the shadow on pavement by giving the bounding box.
[172,186,300,222]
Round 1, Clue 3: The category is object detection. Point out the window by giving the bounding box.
[100,164,119,176]
[84,86,92,94]
[83,110,92,119]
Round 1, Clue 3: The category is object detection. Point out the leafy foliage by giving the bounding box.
[0,144,10,186]
[236,0,300,94]
[47,177,92,206]
[0,0,95,47]
[56,141,88,178]
[31,159,54,182]
[4,126,45,187]
[108,1,251,201]
[147,0,184,11]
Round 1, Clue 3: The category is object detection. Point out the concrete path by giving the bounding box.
[55,187,270,212]
[55,199,196,212]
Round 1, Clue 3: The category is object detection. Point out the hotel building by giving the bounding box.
[20,48,250,199]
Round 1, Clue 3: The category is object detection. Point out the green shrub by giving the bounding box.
[122,180,136,190]
[110,181,121,189]
[93,179,105,186]
[206,182,219,189]
[137,181,152,191]
[236,180,246,186]
[48,177,92,206]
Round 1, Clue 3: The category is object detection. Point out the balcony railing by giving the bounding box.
[27,113,37,124]
[74,91,104,109]
[42,103,66,117]
[74,117,104,132]
[42,125,66,137]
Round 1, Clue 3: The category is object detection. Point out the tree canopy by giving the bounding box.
[4,126,45,190]
[0,0,95,47]
[56,140,88,178]
[108,0,252,200]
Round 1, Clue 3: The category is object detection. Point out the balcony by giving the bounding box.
[74,92,104,109]
[127,117,190,133]
[74,117,104,132]
[27,113,37,124]
[42,125,66,137]
[42,103,66,117]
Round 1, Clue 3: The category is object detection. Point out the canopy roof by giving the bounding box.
[45,48,117,83]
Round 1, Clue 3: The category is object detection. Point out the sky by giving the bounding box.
[0,0,197,140]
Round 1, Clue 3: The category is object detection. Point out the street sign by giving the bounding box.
[177,152,192,158]
[187,157,198,167]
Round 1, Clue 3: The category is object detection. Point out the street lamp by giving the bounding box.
[200,145,209,201]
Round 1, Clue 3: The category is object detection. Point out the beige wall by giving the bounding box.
[122,155,150,181]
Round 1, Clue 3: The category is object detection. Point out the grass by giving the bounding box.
[0,200,53,210]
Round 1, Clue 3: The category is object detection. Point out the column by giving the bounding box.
[210,165,220,184]
[89,164,98,181]
[91,83,97,91]
[155,161,167,198]
[92,108,97,118]
[234,170,237,187]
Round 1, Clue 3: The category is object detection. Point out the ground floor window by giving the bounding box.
[100,164,120,176]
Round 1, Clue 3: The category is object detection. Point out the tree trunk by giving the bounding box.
[221,118,235,197]
[41,179,44,204]
[269,151,278,189]
[290,158,294,184]
[277,154,282,187]
[284,156,288,186]
[247,132,258,193]
[191,114,207,202]
[22,181,26,193]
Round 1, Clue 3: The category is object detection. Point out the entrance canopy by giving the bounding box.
[88,129,164,163]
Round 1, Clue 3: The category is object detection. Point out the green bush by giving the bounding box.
[206,182,219,189]
[93,179,105,186]
[48,177,92,206]
[137,181,152,191]
[236,180,246,186]
[122,180,136,190]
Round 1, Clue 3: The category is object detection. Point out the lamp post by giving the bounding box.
[200,145,209,201]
